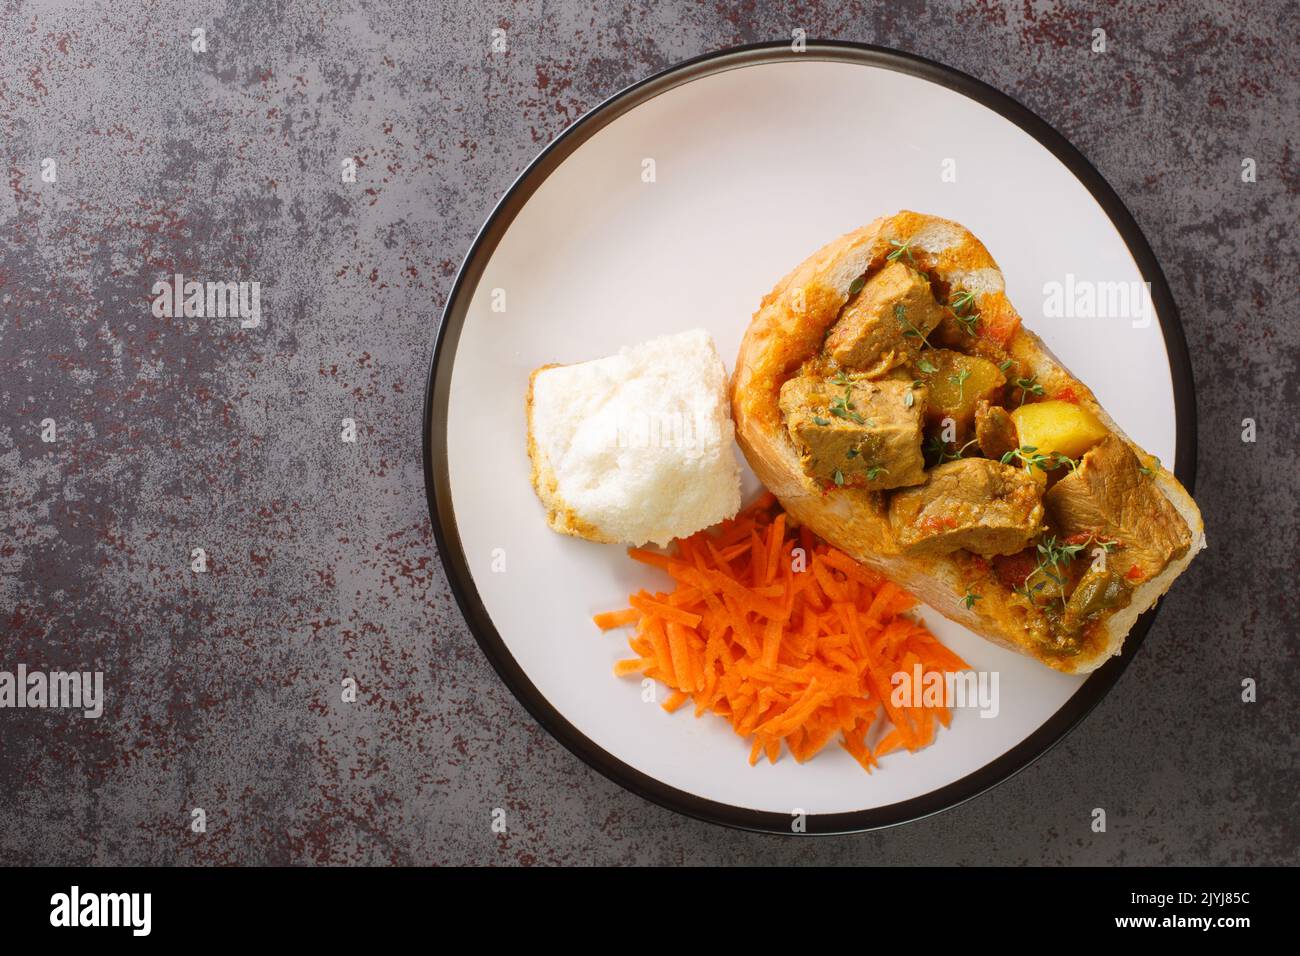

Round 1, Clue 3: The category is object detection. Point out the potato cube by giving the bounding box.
[1010,400,1108,462]
[914,349,1006,428]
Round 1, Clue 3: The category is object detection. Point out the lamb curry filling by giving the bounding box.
[780,245,1192,658]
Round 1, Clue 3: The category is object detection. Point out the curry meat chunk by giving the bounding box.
[1044,435,1191,579]
[779,373,927,489]
[825,260,946,374]
[974,399,1019,460]
[889,458,1045,556]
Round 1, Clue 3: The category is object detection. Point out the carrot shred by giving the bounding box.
[749,528,767,587]
[643,617,675,686]
[592,608,640,630]
[596,496,969,774]
[874,728,907,758]
[629,592,702,628]
[662,690,688,713]
[765,513,786,585]
[614,657,653,676]
[627,547,684,571]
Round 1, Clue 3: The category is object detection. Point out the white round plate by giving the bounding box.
[424,42,1196,833]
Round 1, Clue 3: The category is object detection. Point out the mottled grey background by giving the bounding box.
[1,0,1296,866]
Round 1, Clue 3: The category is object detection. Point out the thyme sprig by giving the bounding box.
[950,367,971,404]
[828,383,865,424]
[895,303,933,349]
[1014,374,1045,406]
[1000,444,1077,474]
[886,237,915,264]
[1035,536,1087,612]
[949,290,980,336]
[925,436,979,466]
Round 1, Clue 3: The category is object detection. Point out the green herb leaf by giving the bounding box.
[926,436,978,467]
[950,367,971,404]
[848,276,865,295]
[886,237,915,263]
[1002,444,1074,474]
[918,357,939,374]
[833,469,845,487]
[829,387,866,425]
[1031,535,1087,613]
[950,290,977,313]
[954,311,980,336]
[895,303,933,349]
[812,415,831,426]
[1015,375,1045,406]
[949,290,980,335]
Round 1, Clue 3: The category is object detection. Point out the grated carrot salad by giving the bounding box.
[594,492,969,771]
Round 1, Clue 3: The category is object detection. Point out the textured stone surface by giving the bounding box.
[1,0,1295,865]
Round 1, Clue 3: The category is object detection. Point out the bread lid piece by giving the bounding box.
[527,329,742,547]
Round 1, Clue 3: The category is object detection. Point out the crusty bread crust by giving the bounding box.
[730,211,1205,674]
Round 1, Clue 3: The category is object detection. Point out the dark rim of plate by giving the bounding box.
[420,40,1198,835]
